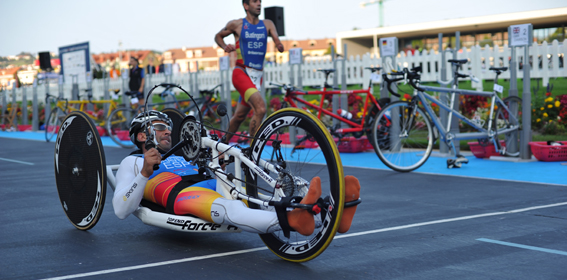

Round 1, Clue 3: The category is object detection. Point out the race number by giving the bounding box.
[246,67,263,91]
[493,84,504,94]
[371,73,381,82]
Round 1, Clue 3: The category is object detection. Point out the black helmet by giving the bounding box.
[129,110,173,145]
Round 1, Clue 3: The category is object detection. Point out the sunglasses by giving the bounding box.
[151,123,172,131]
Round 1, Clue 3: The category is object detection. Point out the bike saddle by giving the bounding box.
[448,59,468,64]
[317,69,336,75]
[489,67,508,72]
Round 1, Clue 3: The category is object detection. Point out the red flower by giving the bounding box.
[546,92,551,97]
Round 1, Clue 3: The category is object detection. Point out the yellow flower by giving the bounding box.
[556,101,561,107]
[540,107,544,111]
[548,104,553,109]
[545,97,553,102]
[543,112,548,118]
[537,118,541,122]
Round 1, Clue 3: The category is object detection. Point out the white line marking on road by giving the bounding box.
[42,201,567,280]
[0,157,34,165]
[334,201,567,239]
[477,238,567,256]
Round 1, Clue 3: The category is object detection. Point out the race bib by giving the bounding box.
[130,97,139,105]
[493,84,504,94]
[246,67,263,91]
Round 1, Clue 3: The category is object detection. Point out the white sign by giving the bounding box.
[59,42,90,84]
[379,37,397,57]
[493,84,504,94]
[289,48,302,65]
[509,24,531,47]
[219,56,229,71]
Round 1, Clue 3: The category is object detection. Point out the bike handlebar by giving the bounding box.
[269,82,307,94]
[199,84,222,96]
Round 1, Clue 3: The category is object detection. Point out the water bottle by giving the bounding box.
[337,109,353,120]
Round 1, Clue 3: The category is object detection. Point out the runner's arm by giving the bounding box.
[264,19,284,52]
[215,20,239,53]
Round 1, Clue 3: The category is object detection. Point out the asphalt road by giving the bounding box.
[1,137,566,280]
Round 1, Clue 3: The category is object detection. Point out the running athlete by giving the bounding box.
[214,0,284,142]
[112,111,360,235]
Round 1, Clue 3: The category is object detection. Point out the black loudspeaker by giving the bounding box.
[264,6,285,37]
[39,52,52,71]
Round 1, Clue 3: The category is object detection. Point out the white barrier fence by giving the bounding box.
[1,40,565,106]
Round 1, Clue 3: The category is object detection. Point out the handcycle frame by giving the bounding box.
[54,83,356,262]
[271,67,386,138]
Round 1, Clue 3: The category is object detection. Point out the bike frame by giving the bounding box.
[105,134,299,233]
[284,84,381,135]
[414,85,520,142]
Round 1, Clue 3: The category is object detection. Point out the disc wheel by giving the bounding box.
[46,108,64,142]
[246,108,345,262]
[493,96,522,157]
[54,111,106,230]
[371,101,434,172]
[107,107,137,148]
[161,108,186,156]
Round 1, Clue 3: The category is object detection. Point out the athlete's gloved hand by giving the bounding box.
[141,147,161,178]
[277,43,284,52]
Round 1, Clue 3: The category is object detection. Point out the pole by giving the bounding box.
[439,33,449,154]
[520,43,532,159]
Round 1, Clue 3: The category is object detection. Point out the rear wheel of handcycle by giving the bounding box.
[161,108,186,156]
[107,107,137,148]
[371,101,434,172]
[246,108,345,262]
[54,111,106,230]
[493,96,522,157]
[46,108,64,142]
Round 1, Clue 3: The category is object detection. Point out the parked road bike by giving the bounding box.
[185,84,224,127]
[44,89,122,142]
[53,83,360,262]
[377,60,522,172]
[270,67,389,148]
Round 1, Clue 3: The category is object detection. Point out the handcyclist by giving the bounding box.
[214,0,284,142]
[112,110,360,235]
[128,56,146,106]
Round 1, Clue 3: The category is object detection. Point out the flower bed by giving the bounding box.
[529,141,567,162]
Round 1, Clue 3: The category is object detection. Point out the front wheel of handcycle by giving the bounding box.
[246,107,345,262]
[371,101,434,172]
[106,107,137,148]
[54,111,107,230]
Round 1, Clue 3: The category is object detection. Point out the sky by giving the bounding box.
[1,0,565,57]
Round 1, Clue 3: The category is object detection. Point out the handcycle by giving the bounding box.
[44,89,122,142]
[53,83,360,262]
[376,61,522,172]
[269,67,389,148]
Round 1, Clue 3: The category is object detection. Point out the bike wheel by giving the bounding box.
[161,108,186,156]
[371,101,434,172]
[494,96,522,157]
[54,111,106,230]
[106,107,137,148]
[46,108,64,142]
[246,108,345,262]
